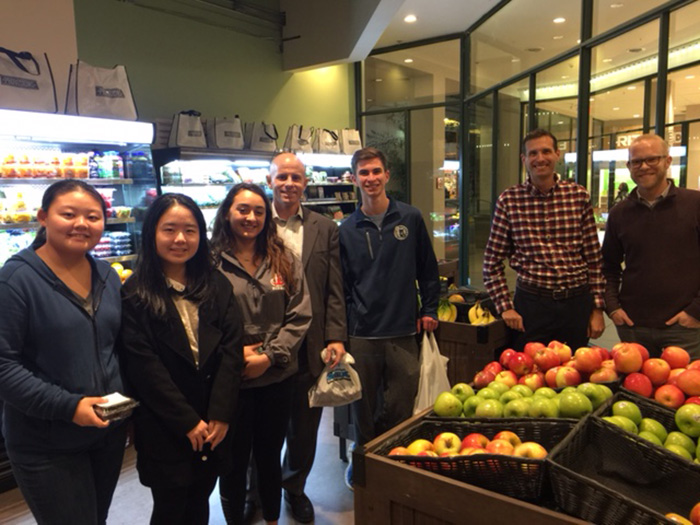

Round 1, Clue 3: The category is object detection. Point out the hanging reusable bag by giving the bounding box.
[0,46,57,113]
[339,128,362,155]
[308,351,362,408]
[168,110,207,148]
[65,60,137,120]
[413,332,450,414]
[312,128,340,154]
[206,116,244,149]
[244,121,278,152]
[283,124,314,153]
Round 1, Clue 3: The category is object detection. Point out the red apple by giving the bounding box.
[406,439,435,455]
[499,349,517,368]
[571,347,603,373]
[589,366,618,383]
[388,446,409,456]
[685,396,700,405]
[600,359,616,369]
[494,370,519,388]
[485,439,514,455]
[676,369,700,396]
[523,341,545,359]
[533,346,561,371]
[642,358,672,386]
[433,432,463,455]
[545,366,561,388]
[688,360,700,372]
[548,340,572,364]
[483,361,503,376]
[654,384,686,409]
[512,441,548,459]
[519,372,545,391]
[509,352,534,376]
[661,346,691,369]
[690,501,700,525]
[668,368,687,386]
[613,343,643,373]
[555,366,582,388]
[492,430,522,448]
[630,343,649,362]
[416,450,438,457]
[623,372,653,398]
[473,370,496,389]
[461,433,489,450]
[591,345,611,361]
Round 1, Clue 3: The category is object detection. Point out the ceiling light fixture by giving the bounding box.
[613,107,620,111]
[553,17,566,24]
[404,58,413,63]
[610,3,624,7]
[553,35,564,40]
[633,114,640,118]
[404,14,417,23]
[603,58,613,63]
[627,85,636,90]
[686,74,696,79]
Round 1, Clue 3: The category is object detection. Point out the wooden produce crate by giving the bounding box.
[435,319,509,385]
[354,409,587,525]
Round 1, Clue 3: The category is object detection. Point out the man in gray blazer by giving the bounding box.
[268,152,347,523]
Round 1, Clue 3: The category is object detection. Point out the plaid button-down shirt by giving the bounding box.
[483,175,605,314]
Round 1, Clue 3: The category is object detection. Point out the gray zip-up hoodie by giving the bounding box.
[218,251,311,389]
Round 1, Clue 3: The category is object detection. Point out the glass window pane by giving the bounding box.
[363,40,460,111]
[666,64,700,125]
[688,121,700,190]
[498,78,529,193]
[363,113,408,202]
[593,0,665,36]
[590,81,645,136]
[669,1,700,69]
[470,0,580,94]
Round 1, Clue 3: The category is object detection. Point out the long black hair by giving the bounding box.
[31,179,108,248]
[128,193,214,318]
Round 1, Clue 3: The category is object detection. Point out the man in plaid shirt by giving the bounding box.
[483,129,605,350]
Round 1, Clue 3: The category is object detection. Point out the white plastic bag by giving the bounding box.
[413,332,450,414]
[308,351,362,408]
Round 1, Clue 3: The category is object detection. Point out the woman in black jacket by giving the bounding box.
[120,193,244,525]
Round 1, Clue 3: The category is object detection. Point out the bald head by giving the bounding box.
[268,152,308,217]
[629,134,669,157]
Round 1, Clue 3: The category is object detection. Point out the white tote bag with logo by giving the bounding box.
[244,121,278,152]
[206,116,244,149]
[312,128,340,154]
[283,124,314,153]
[339,128,362,155]
[0,46,57,113]
[65,60,137,120]
[168,110,207,148]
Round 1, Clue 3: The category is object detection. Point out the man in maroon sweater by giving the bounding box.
[602,134,700,359]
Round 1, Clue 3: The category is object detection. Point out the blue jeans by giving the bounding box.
[615,324,700,360]
[8,424,127,525]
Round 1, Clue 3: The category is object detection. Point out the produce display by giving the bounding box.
[436,289,497,325]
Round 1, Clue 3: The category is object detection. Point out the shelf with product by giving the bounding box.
[0,110,158,269]
[298,152,356,222]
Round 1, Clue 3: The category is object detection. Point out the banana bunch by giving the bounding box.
[437,298,458,322]
[468,301,496,325]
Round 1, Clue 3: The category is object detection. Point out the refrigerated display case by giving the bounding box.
[0,109,158,268]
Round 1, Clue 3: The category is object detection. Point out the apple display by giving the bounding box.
[533,386,558,399]
[433,391,464,417]
[532,346,560,371]
[523,341,545,359]
[661,346,691,369]
[600,359,616,369]
[613,343,643,373]
[487,381,510,396]
[499,348,516,368]
[677,369,700,396]
[433,432,463,455]
[612,400,643,425]
[492,430,522,448]
[450,382,475,403]
[461,432,489,450]
[638,430,663,446]
[555,366,582,388]
[638,417,668,443]
[571,346,603,373]
[666,443,693,460]
[499,390,523,405]
[493,370,518,388]
[688,361,700,372]
[483,361,503,377]
[642,357,671,386]
[675,403,700,438]
[589,366,618,383]
[689,501,700,525]
[519,372,545,391]
[528,396,559,418]
[510,384,534,398]
[576,382,609,409]
[622,372,653,398]
[655,384,686,409]
[463,396,482,417]
[503,398,531,418]
[508,352,534,376]
[475,399,504,418]
[473,370,496,389]
[406,438,434,455]
[545,366,561,388]
[476,387,500,400]
[558,391,593,419]
[668,368,687,386]
[685,396,700,405]
[591,345,611,361]
[485,438,514,455]
[547,340,572,364]
[512,441,548,459]
[665,431,696,457]
[602,415,638,434]
[388,446,410,456]
[666,512,693,525]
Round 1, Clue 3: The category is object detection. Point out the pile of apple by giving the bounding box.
[433,380,613,420]
[388,429,548,460]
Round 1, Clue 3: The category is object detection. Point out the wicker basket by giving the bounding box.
[547,416,700,524]
[371,418,576,502]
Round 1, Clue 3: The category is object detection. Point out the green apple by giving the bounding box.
[674,404,700,438]
[602,415,638,434]
[475,399,504,418]
[638,431,664,446]
[499,390,523,404]
[528,396,559,418]
[504,398,531,418]
[665,431,696,458]
[463,396,482,417]
[576,382,607,410]
[638,418,668,443]
[612,401,643,426]
[533,387,558,399]
[510,384,534,398]
[451,382,475,403]
[665,443,693,461]
[476,387,500,400]
[560,386,578,395]
[487,381,510,396]
[433,391,463,417]
[597,384,613,400]
[558,392,593,419]
[520,396,535,406]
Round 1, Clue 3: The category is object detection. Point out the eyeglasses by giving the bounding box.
[628,155,665,169]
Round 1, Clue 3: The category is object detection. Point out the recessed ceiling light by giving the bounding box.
[590,97,595,102]
[610,3,624,8]
[553,17,566,24]
[561,75,569,79]
[686,74,696,79]
[613,107,620,111]
[375,78,383,82]
[404,58,413,63]
[404,14,417,23]
[511,57,521,62]
[557,121,564,125]
[633,114,640,118]
[553,35,564,40]
[627,85,636,90]
[603,58,613,63]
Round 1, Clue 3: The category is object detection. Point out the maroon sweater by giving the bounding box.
[602,182,700,327]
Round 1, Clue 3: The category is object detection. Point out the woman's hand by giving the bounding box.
[243,352,272,379]
[72,397,110,428]
[186,420,209,452]
[205,420,229,450]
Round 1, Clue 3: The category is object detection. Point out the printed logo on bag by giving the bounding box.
[270,273,286,290]
[95,86,125,99]
[1,75,38,90]
[187,131,203,137]
[325,367,351,383]
[394,225,409,240]
[260,137,273,144]
[348,140,361,145]
[224,131,242,138]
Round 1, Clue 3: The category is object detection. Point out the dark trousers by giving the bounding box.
[349,336,420,446]
[8,424,127,525]
[616,324,700,360]
[282,359,323,496]
[512,289,594,351]
[150,469,218,525]
[220,377,293,524]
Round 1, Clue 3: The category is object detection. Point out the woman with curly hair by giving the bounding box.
[211,183,311,525]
